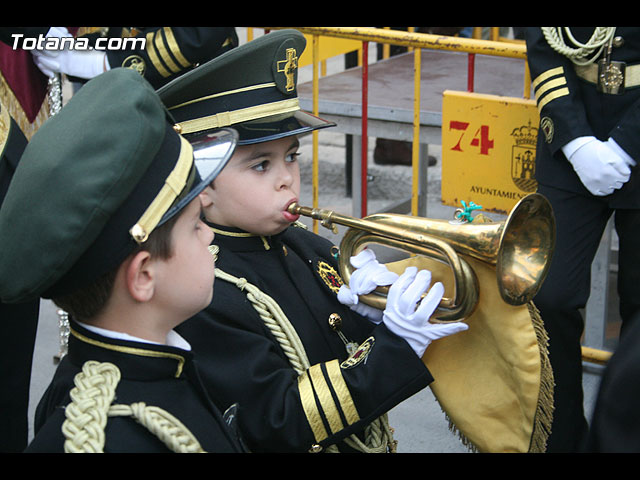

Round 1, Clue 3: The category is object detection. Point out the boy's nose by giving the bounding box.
[276,164,294,190]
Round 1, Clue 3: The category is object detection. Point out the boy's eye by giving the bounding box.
[252,160,269,172]
[286,152,300,163]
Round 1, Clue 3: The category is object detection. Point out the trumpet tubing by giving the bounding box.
[288,193,555,322]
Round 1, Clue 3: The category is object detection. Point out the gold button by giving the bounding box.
[613,36,624,48]
[129,224,148,244]
[328,313,342,331]
[308,444,323,453]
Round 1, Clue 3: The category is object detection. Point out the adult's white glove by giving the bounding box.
[337,249,398,323]
[606,137,637,167]
[31,26,108,79]
[382,266,468,357]
[563,136,632,196]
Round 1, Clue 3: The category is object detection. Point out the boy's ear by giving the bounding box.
[198,185,215,207]
[124,250,155,302]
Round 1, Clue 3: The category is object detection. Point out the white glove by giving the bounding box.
[606,137,637,167]
[337,249,398,323]
[563,136,632,196]
[31,27,107,79]
[382,266,468,357]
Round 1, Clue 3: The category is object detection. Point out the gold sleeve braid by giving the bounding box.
[62,361,205,453]
[297,361,361,443]
[532,66,570,112]
[145,27,192,79]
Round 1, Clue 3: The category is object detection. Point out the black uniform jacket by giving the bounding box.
[177,223,433,453]
[585,310,640,452]
[26,320,245,453]
[78,27,238,89]
[526,27,640,208]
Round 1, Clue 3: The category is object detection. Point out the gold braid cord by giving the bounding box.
[541,27,616,65]
[214,265,395,453]
[62,360,205,453]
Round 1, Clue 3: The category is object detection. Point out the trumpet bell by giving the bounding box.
[495,193,555,305]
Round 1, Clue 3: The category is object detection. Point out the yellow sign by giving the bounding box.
[441,90,539,214]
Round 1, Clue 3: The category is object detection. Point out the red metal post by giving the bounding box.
[467,53,475,92]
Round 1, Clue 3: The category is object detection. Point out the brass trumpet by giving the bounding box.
[287,193,555,322]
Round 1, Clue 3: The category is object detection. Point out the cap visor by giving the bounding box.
[233,110,335,145]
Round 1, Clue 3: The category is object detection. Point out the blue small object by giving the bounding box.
[456,200,483,223]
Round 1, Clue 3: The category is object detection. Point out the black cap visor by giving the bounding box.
[232,110,335,145]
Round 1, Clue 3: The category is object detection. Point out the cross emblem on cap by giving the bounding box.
[277,48,298,92]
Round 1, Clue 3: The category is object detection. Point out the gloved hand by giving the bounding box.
[606,137,637,167]
[563,136,632,196]
[31,27,108,79]
[337,249,398,323]
[382,266,468,357]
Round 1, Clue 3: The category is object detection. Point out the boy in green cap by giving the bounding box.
[0,68,245,452]
[159,29,467,453]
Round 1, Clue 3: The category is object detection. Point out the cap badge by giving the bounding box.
[276,48,298,93]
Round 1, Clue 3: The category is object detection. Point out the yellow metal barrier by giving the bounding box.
[297,35,361,70]
[582,346,612,365]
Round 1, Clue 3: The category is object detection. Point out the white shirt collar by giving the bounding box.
[77,321,192,351]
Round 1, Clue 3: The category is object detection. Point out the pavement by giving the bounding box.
[26,28,609,453]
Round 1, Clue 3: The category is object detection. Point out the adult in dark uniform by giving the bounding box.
[31,27,238,89]
[526,27,640,452]
[0,100,40,452]
[0,68,245,452]
[159,29,468,453]
[0,28,59,452]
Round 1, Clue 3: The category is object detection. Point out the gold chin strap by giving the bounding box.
[176,98,300,135]
[129,136,194,244]
[167,82,301,135]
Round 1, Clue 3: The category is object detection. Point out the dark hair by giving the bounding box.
[52,213,180,322]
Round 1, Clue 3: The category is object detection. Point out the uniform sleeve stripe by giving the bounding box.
[162,27,191,69]
[537,87,570,112]
[297,370,329,442]
[297,360,363,443]
[325,360,360,426]
[309,364,344,434]
[532,66,564,90]
[153,29,181,75]
[145,31,172,78]
[534,76,567,99]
